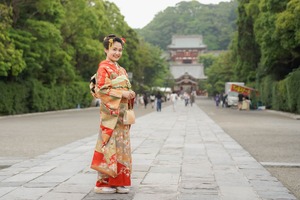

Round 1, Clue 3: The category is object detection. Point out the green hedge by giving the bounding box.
[271,80,289,112]
[285,69,300,113]
[0,80,93,115]
[0,82,30,114]
[258,69,300,114]
[258,76,273,109]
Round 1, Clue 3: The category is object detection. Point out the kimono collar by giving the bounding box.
[100,60,120,72]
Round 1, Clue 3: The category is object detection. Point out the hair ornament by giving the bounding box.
[121,37,126,44]
[108,38,113,49]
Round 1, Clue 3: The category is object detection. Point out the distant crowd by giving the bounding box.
[93,90,199,112]
[134,90,197,112]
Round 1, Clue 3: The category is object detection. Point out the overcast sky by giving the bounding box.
[108,0,232,28]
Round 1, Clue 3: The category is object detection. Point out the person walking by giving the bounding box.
[170,91,178,111]
[89,34,135,194]
[222,92,227,108]
[190,92,195,106]
[183,92,190,106]
[156,91,162,112]
[143,93,148,109]
[220,93,224,107]
[150,93,156,109]
[238,93,244,110]
[135,93,140,108]
[215,93,220,107]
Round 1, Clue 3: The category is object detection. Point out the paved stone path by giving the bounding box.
[0,102,297,200]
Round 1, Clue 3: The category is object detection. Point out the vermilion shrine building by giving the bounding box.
[167,35,207,94]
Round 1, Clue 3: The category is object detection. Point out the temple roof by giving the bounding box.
[170,64,207,80]
[167,35,207,49]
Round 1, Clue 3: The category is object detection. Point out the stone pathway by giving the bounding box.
[0,102,297,200]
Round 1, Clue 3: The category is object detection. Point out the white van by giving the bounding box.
[225,91,239,107]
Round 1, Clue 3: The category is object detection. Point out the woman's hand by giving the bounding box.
[122,90,136,99]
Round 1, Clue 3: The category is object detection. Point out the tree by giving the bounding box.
[60,0,105,80]
[205,51,235,95]
[233,0,260,83]
[199,53,218,69]
[254,0,293,80]
[275,0,300,71]
[0,3,25,79]
[1,0,76,84]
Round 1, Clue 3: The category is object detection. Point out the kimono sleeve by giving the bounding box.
[95,66,123,110]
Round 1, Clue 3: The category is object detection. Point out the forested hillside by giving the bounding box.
[0,0,169,115]
[138,1,238,50]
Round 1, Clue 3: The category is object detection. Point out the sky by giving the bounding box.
[108,0,232,29]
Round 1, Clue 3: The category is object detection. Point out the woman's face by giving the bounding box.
[105,41,123,63]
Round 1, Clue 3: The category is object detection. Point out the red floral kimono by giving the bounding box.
[90,60,132,187]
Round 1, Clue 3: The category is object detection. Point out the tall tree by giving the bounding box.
[275,0,300,72]
[233,0,260,83]
[0,3,25,79]
[254,0,292,80]
[60,0,105,80]
[2,0,76,84]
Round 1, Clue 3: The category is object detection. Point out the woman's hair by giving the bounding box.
[103,34,124,50]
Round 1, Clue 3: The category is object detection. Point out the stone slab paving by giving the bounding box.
[0,102,297,200]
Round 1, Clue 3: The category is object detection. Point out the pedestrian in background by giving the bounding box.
[184,92,190,106]
[89,34,135,194]
[139,94,144,106]
[150,93,156,109]
[220,93,224,107]
[215,93,220,107]
[238,93,244,110]
[156,91,162,112]
[190,92,195,106]
[222,92,227,108]
[170,91,178,111]
[135,94,140,108]
[143,93,148,109]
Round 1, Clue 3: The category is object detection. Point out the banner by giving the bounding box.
[230,84,257,96]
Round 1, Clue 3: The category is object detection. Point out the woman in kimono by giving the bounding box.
[89,34,135,194]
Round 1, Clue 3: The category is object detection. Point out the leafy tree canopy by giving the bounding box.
[0,0,169,91]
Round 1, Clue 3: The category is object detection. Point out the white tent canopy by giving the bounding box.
[151,87,172,93]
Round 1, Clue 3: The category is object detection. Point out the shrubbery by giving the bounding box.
[0,80,92,115]
[258,69,300,114]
